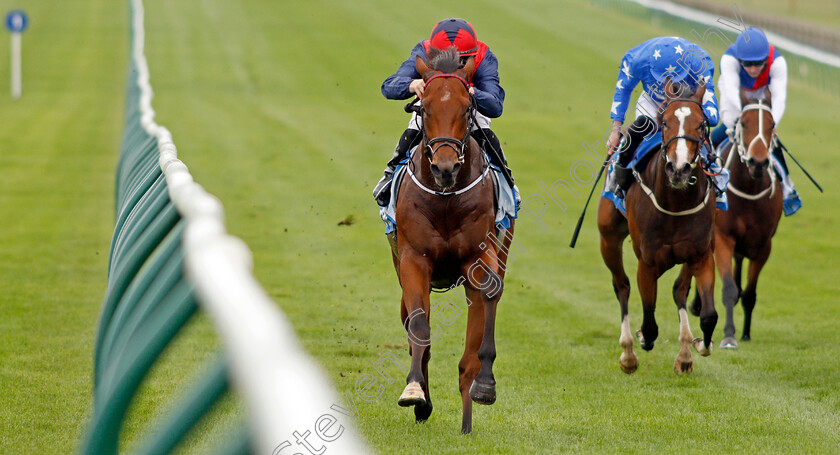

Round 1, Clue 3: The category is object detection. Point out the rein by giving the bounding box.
[407,72,489,197]
[631,97,712,217]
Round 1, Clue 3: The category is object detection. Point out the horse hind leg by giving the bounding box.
[458,288,484,434]
[742,247,771,342]
[673,264,695,374]
[715,233,740,349]
[597,198,637,373]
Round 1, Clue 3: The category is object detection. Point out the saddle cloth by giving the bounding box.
[380,146,518,234]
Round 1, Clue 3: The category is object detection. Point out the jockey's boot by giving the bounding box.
[771,143,801,216]
[473,128,520,203]
[615,115,657,191]
[373,128,421,207]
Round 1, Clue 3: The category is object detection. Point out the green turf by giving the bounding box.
[2,0,839,453]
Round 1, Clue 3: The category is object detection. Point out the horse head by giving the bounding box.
[736,92,774,180]
[415,48,476,190]
[659,82,707,189]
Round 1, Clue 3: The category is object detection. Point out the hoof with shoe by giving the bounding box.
[398,382,426,407]
[619,351,638,374]
[719,336,738,349]
[469,379,496,405]
[693,337,712,356]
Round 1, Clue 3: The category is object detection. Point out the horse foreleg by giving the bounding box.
[672,264,696,374]
[597,199,636,373]
[714,232,739,349]
[464,249,503,407]
[692,252,718,355]
[459,287,485,434]
[636,262,659,352]
[397,255,432,411]
[742,245,771,342]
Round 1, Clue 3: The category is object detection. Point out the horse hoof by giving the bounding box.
[398,382,426,407]
[469,379,496,405]
[674,359,694,374]
[693,337,712,356]
[636,329,654,351]
[720,337,739,349]
[414,402,433,422]
[741,335,751,342]
[619,352,638,374]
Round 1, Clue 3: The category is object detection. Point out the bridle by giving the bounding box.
[724,102,777,200]
[732,102,776,165]
[417,73,476,164]
[657,97,710,171]
[403,72,490,197]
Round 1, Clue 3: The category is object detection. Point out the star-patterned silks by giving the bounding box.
[653,49,661,60]
[611,101,622,115]
[622,60,631,78]
[665,64,676,73]
[616,79,624,90]
[674,44,684,55]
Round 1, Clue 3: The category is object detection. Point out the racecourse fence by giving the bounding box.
[80,1,369,454]
[595,0,840,96]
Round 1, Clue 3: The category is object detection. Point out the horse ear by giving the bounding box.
[458,56,476,80]
[416,56,431,80]
[692,82,706,103]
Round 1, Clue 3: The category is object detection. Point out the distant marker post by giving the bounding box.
[6,10,28,99]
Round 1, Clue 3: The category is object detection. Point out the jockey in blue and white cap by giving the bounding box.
[373,18,513,207]
[711,27,800,216]
[607,36,719,175]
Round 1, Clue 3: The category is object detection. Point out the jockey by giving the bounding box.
[373,18,514,207]
[711,27,801,216]
[607,36,720,183]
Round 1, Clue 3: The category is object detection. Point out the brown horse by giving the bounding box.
[390,48,514,434]
[691,98,782,348]
[597,84,717,374]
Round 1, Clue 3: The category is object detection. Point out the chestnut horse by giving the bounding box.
[391,48,514,434]
[597,84,717,374]
[691,98,782,348]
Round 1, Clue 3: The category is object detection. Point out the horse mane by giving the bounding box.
[426,46,463,74]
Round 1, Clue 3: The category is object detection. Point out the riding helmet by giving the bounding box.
[734,27,770,62]
[429,18,478,56]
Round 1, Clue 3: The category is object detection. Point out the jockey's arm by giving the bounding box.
[698,51,720,126]
[470,50,504,118]
[608,53,639,154]
[717,54,742,130]
[381,42,426,100]
[768,56,788,126]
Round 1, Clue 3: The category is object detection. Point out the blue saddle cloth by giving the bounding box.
[602,133,729,214]
[379,146,519,234]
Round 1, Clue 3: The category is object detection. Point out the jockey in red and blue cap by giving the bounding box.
[711,27,800,216]
[373,18,512,207]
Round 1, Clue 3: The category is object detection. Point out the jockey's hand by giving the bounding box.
[469,86,475,96]
[607,121,623,155]
[409,79,426,98]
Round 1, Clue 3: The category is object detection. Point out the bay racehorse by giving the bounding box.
[597,84,717,374]
[691,97,782,348]
[390,48,514,434]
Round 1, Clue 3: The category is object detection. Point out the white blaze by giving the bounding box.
[673,106,692,167]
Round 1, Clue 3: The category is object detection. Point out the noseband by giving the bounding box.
[418,73,476,164]
[657,97,709,169]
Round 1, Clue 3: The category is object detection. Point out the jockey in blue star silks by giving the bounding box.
[604,36,728,211]
[711,27,801,216]
[373,18,515,207]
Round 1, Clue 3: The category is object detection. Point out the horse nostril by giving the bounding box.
[665,161,676,175]
[430,163,441,176]
[680,163,692,176]
[452,162,461,174]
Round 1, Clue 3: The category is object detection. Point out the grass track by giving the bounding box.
[1,0,839,453]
